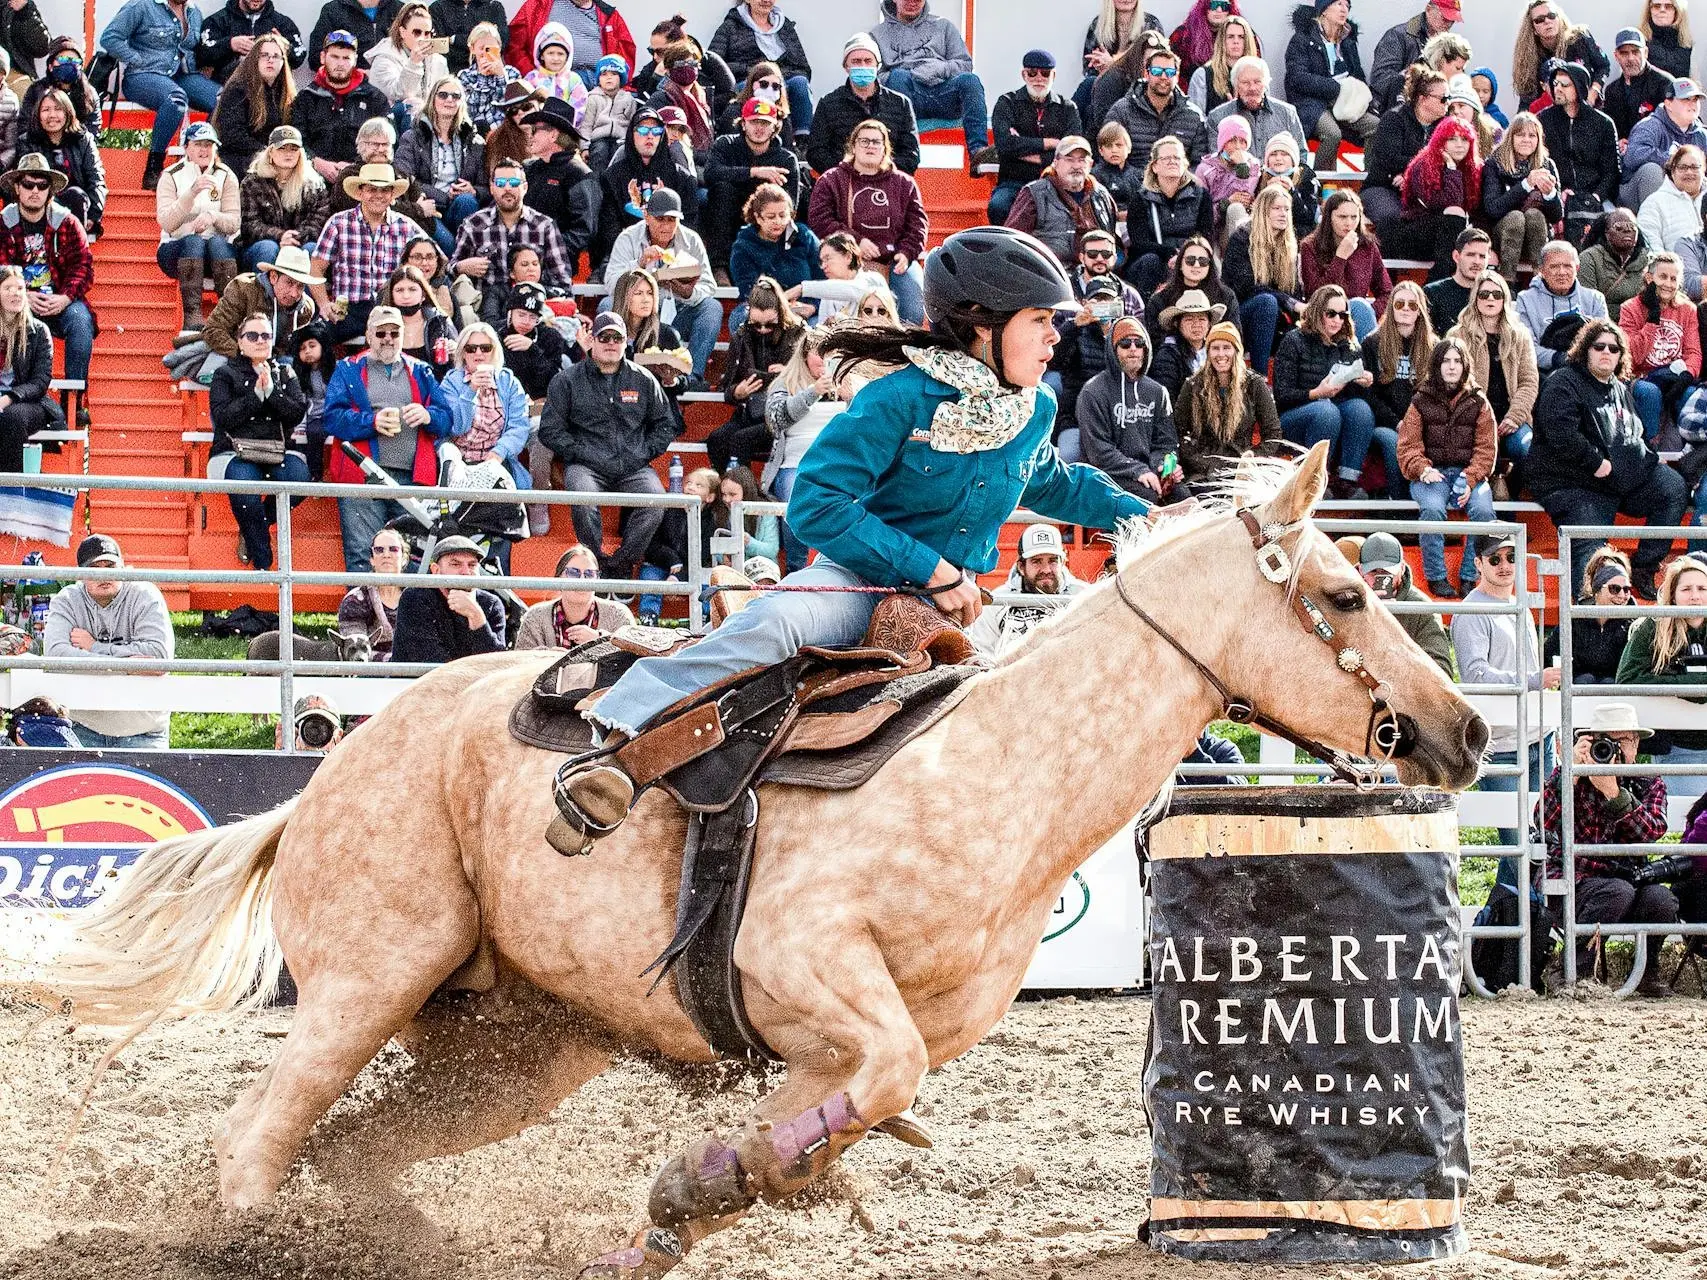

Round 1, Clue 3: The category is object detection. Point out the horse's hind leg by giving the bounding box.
[578,936,928,1278]
[305,980,612,1192]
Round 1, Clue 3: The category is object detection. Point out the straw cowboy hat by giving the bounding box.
[342,162,409,200]
[3,153,67,195]
[1158,289,1227,331]
[1575,702,1654,739]
[257,245,325,287]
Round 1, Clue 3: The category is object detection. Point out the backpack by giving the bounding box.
[84,51,124,128]
[1469,881,1556,994]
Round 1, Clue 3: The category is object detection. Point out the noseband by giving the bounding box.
[1117,508,1404,788]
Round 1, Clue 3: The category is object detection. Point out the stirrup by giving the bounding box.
[548,755,635,857]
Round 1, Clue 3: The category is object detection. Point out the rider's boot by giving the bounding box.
[547,734,635,856]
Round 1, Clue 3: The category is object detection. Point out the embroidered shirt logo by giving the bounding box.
[909,427,932,442]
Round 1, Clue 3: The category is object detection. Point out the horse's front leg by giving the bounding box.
[577,938,928,1278]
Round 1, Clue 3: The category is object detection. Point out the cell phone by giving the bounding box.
[430,36,452,54]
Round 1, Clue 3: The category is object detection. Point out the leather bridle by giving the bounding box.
[1116,507,1407,788]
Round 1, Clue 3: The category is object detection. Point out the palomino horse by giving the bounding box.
[25,445,1487,1277]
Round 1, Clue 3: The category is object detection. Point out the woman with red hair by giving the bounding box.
[1401,114,1483,281]
[1168,0,1242,85]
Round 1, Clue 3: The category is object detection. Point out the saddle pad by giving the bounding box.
[761,664,980,790]
[508,640,638,753]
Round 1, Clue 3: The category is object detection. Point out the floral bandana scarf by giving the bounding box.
[904,345,1038,454]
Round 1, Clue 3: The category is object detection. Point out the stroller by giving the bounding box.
[336,440,531,640]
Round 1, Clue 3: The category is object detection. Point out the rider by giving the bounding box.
[551,226,1157,852]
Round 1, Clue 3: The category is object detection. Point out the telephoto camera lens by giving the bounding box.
[297,714,336,749]
[1589,735,1622,765]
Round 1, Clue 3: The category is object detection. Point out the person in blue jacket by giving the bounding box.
[551,224,1155,852]
[100,0,220,193]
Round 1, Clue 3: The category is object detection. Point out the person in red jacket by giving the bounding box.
[506,0,634,79]
[1618,249,1702,441]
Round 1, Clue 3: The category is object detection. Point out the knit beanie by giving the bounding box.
[1216,116,1252,152]
[595,54,629,85]
[1206,320,1245,353]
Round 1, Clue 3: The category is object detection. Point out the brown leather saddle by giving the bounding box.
[508,591,981,1062]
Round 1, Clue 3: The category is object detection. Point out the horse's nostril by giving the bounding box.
[1462,711,1490,762]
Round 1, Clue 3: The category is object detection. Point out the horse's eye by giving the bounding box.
[1328,588,1365,612]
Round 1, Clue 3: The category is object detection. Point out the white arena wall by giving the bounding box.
[39,0,1645,132]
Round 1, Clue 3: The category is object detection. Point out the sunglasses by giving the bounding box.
[1115,337,1145,350]
[1181,254,1210,266]
[1476,288,1504,299]
[435,89,463,101]
[1391,298,1419,312]
[240,330,272,342]
[463,342,494,353]
[594,331,625,342]
[558,566,600,579]
[1323,307,1348,319]
[1022,68,1053,78]
[859,305,888,316]
[1147,66,1179,78]
[1531,12,1557,24]
[1083,248,1116,260]
[1589,340,1622,353]
[407,25,433,35]
[755,79,782,90]
[1605,582,1633,596]
[15,178,50,191]
[748,321,779,332]
[635,125,665,137]
[1483,549,1517,565]
[492,176,523,188]
[372,543,405,555]
[373,327,403,338]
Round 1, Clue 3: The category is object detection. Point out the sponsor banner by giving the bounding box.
[1021,819,1144,991]
[0,750,321,913]
[1144,851,1469,1262]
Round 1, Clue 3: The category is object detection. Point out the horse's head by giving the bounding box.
[1168,442,1488,790]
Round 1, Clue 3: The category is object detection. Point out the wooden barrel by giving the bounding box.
[1141,786,1469,1264]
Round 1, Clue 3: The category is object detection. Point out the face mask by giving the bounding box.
[396,301,423,316]
[50,61,79,83]
[848,66,879,88]
[668,64,699,86]
[1265,159,1294,178]
[754,85,781,104]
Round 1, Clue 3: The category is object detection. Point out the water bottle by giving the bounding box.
[1451,472,1469,506]
[17,551,49,650]
[668,454,684,493]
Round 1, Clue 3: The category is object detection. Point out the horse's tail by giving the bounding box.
[27,800,296,1030]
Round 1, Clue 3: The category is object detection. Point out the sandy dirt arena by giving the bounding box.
[2,989,1705,1280]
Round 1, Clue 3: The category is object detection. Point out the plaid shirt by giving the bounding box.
[1536,765,1670,880]
[0,203,95,303]
[457,65,520,132]
[312,207,418,303]
[451,204,573,294]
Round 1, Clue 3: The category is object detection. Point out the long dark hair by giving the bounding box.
[1150,236,1224,320]
[823,313,991,387]
[226,32,296,133]
[1420,335,1480,399]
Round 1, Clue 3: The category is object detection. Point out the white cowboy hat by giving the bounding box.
[342,162,409,200]
[1158,289,1227,331]
[257,245,325,287]
[1575,702,1654,739]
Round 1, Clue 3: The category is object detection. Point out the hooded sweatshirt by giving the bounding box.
[1528,361,1656,500]
[1469,67,1509,129]
[964,556,1086,657]
[872,0,975,89]
[1515,273,1609,370]
[1077,317,1178,497]
[42,582,175,739]
[1538,63,1619,208]
[523,21,589,122]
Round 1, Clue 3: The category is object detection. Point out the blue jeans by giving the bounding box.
[1633,376,1665,443]
[124,69,220,155]
[1278,397,1377,482]
[593,558,878,735]
[637,562,669,622]
[443,192,479,232]
[674,294,723,378]
[889,261,925,325]
[243,238,281,271]
[75,725,171,750]
[1370,426,1404,497]
[157,234,236,275]
[1663,743,1707,798]
[43,300,94,381]
[1411,466,1496,584]
[987,179,1024,224]
[1056,426,1082,463]
[337,464,413,572]
[885,68,989,151]
[1483,737,1553,885]
[224,452,310,571]
[1347,297,1378,343]
[428,216,455,256]
[784,74,815,134]
[771,466,807,571]
[1238,293,1282,375]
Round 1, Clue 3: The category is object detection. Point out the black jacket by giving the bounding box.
[524,148,600,265]
[1284,4,1368,137]
[198,0,306,81]
[391,585,506,662]
[721,322,802,427]
[393,117,487,206]
[210,77,291,176]
[22,41,100,134]
[644,501,719,573]
[1603,64,1676,139]
[1148,337,1202,402]
[1539,100,1620,210]
[1529,363,1656,500]
[1367,13,1426,114]
[1272,327,1367,412]
[538,357,677,479]
[1544,607,1634,682]
[1364,103,1434,197]
[1125,179,1214,265]
[1647,28,1693,80]
[1368,329,1428,429]
[308,0,401,69]
[807,82,921,175]
[293,75,392,165]
[1481,156,1565,225]
[208,358,309,455]
[501,316,569,400]
[1221,223,1302,312]
[0,1,53,80]
[27,128,106,230]
[6,315,65,428]
[705,131,803,207]
[427,0,508,74]
[599,112,701,253]
[990,87,1081,187]
[706,4,811,81]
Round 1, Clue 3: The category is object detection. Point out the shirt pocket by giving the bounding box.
[136,19,185,55]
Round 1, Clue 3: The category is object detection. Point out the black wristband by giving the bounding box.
[920,572,966,596]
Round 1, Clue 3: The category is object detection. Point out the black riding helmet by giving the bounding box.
[924,226,1077,386]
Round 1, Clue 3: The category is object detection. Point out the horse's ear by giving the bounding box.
[1262,441,1330,528]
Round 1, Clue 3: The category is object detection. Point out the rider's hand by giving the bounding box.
[925,559,982,628]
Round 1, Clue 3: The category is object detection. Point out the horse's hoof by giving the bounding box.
[577,1229,684,1279]
[875,1108,935,1149]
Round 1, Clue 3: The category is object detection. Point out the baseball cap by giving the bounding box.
[293,694,341,729]
[76,533,123,567]
[1022,49,1056,71]
[591,310,628,340]
[742,97,782,121]
[323,27,358,50]
[1358,532,1404,573]
[368,305,403,332]
[656,105,689,129]
[743,555,782,584]
[1019,524,1065,559]
[430,535,484,563]
[267,125,303,148]
[1432,0,1463,17]
[1670,78,1707,101]
[183,121,218,145]
[507,281,548,315]
[644,186,683,219]
[1614,27,1647,49]
[1056,135,1093,158]
[1476,532,1518,559]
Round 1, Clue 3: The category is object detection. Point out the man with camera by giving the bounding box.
[1535,702,1680,989]
[275,693,344,751]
